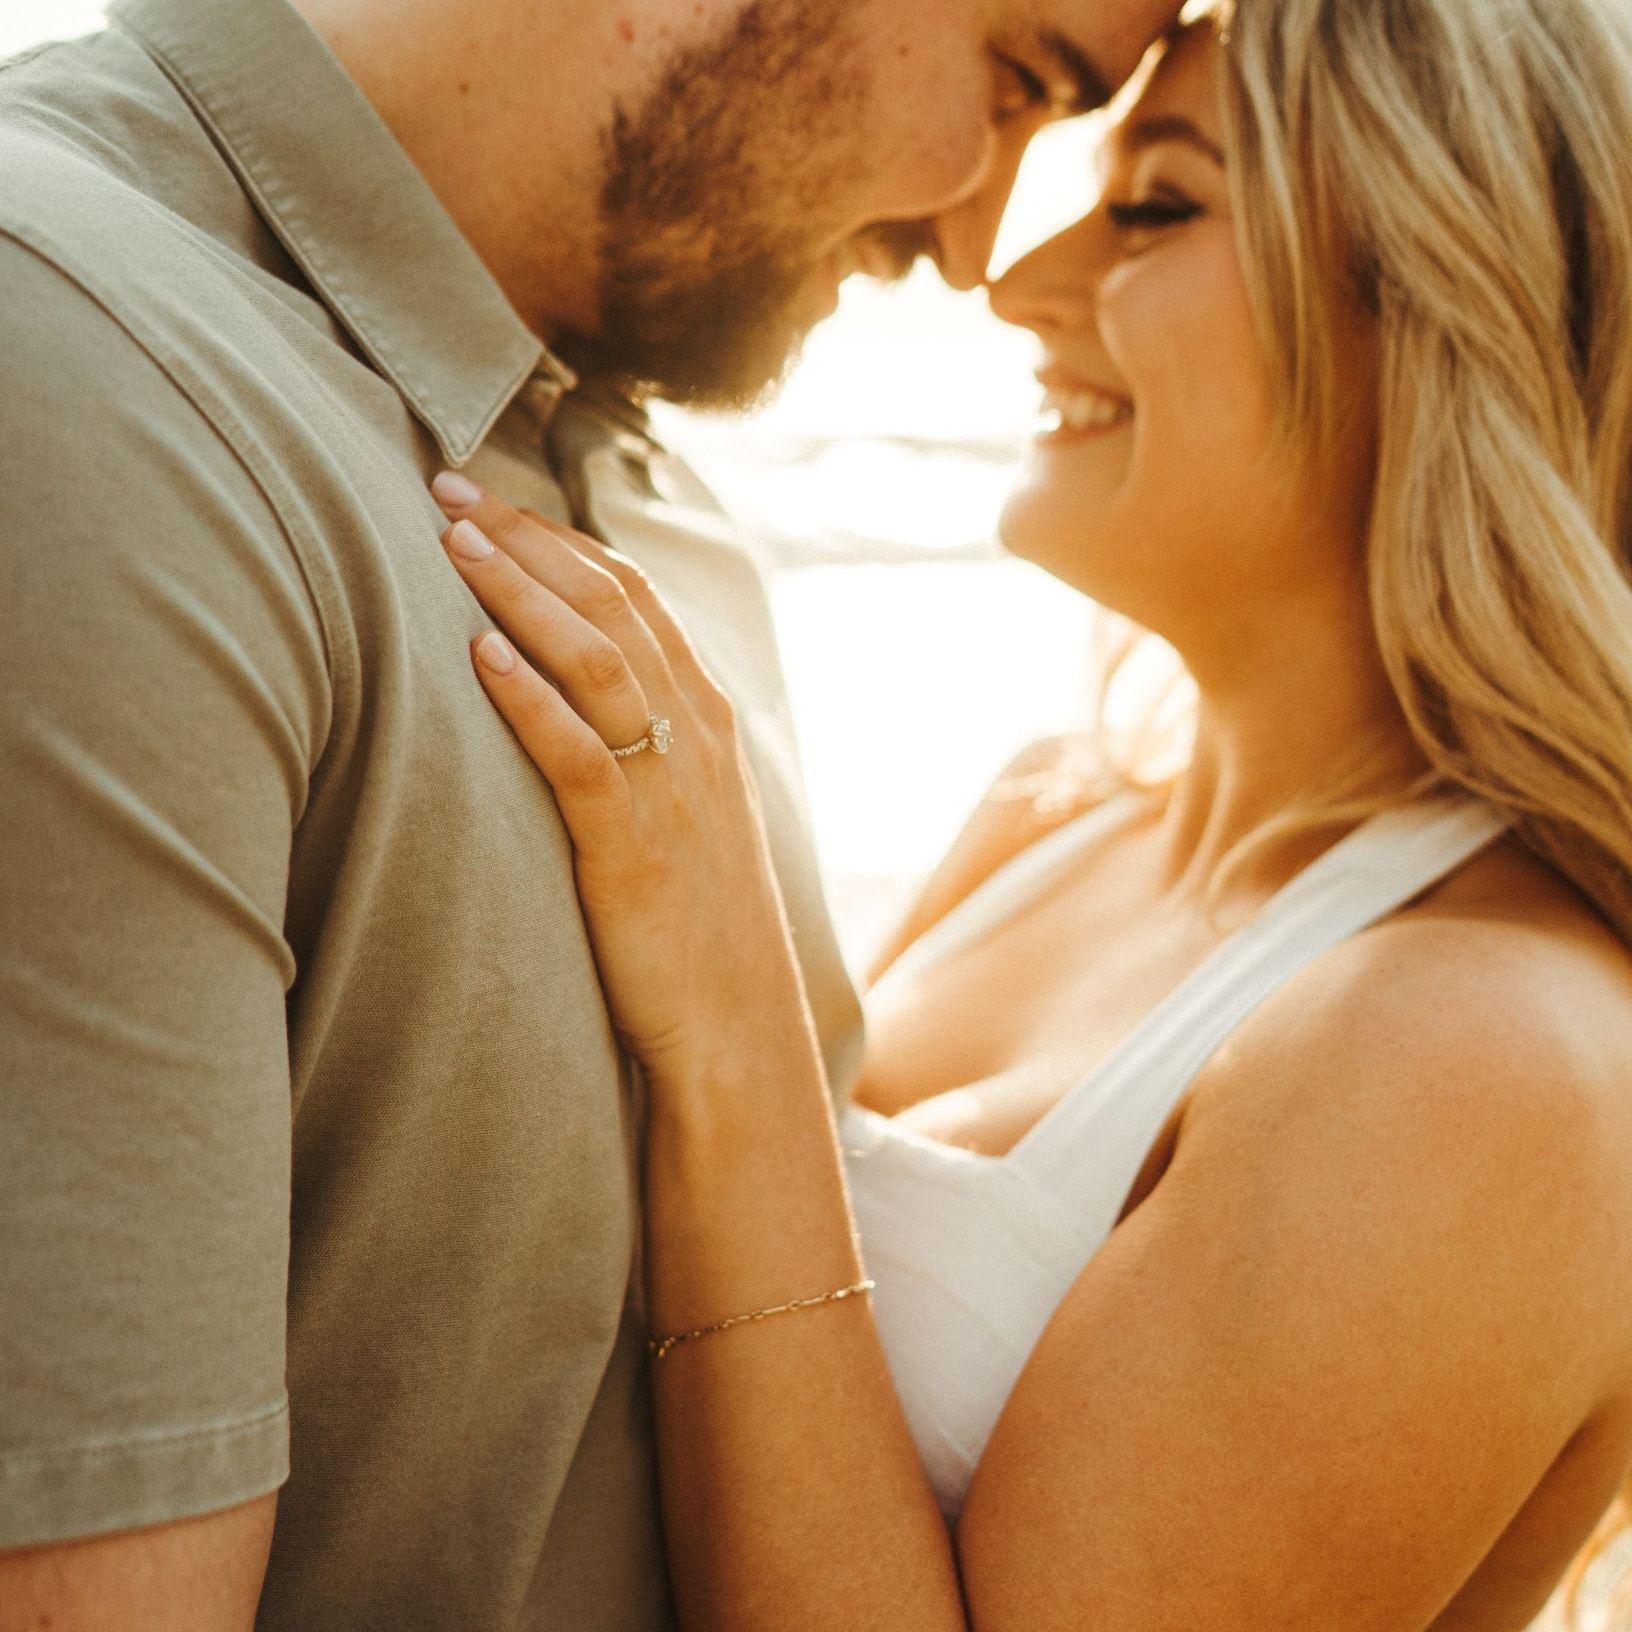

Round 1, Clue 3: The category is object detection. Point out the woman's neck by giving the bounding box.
[1149,610,1421,902]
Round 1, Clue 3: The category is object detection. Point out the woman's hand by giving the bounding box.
[431,474,819,1095]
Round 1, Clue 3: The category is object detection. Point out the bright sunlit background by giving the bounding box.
[1,2,108,59]
[4,2,1104,969]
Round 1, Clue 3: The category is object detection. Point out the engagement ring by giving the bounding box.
[610,716,673,760]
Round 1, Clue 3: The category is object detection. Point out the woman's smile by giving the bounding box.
[1034,365,1135,443]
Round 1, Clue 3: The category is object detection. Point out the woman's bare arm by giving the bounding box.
[646,901,1632,1632]
[960,921,1632,1629]
[642,1026,969,1632]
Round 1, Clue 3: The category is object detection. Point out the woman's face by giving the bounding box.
[991,22,1373,641]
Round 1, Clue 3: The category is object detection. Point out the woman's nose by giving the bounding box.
[987,215,1097,335]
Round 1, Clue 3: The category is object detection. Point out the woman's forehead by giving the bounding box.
[1111,18,1225,155]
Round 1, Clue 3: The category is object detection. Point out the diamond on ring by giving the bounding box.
[610,716,673,760]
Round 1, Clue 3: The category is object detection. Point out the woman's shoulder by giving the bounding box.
[1186,834,1632,1340]
[1361,832,1632,1073]
[864,733,1113,985]
[1218,830,1632,1095]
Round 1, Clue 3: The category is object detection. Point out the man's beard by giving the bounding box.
[552,0,922,412]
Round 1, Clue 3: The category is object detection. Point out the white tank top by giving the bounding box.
[839,793,1510,1517]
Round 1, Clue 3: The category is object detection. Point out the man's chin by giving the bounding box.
[556,285,822,413]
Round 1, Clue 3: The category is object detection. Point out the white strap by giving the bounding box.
[1011,798,1511,1196]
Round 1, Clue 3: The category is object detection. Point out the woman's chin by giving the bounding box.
[997,483,1122,596]
[1002,426,1136,541]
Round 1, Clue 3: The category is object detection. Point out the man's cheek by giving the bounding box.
[869,106,996,223]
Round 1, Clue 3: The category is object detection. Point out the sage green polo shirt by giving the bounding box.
[0,1,863,1625]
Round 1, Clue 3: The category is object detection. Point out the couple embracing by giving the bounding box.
[3,0,1632,1627]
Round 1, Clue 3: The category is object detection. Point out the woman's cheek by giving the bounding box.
[1103,230,1279,484]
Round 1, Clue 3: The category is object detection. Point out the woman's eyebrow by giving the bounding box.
[1120,114,1226,165]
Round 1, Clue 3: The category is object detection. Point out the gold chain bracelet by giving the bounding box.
[647,1279,876,1362]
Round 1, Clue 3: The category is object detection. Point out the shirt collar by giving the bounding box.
[108,0,557,466]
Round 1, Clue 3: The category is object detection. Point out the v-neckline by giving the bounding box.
[866,796,1505,1173]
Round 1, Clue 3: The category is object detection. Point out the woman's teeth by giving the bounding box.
[1041,388,1133,434]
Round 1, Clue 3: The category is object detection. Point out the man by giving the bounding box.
[0,0,1181,1624]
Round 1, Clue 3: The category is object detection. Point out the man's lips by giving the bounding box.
[844,220,935,284]
[816,237,921,301]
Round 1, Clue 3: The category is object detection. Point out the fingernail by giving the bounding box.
[432,470,484,510]
[475,631,516,674]
[448,520,496,562]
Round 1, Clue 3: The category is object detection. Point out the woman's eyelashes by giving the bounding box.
[1106,192,1203,232]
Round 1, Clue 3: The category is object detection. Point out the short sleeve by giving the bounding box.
[0,236,328,1547]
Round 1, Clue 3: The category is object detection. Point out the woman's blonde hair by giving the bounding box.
[1218,0,1632,925]
[1033,0,1632,1615]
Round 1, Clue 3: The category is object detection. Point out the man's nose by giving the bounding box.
[925,130,1033,292]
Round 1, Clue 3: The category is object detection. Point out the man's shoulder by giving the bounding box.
[0,27,180,257]
[0,110,353,601]
[0,214,249,514]
[0,183,338,717]
[0,29,302,408]
[0,122,224,356]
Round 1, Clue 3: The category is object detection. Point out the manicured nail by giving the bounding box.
[475,632,516,674]
[448,519,495,562]
[432,470,484,510]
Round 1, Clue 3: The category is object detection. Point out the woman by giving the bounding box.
[430,0,1632,1625]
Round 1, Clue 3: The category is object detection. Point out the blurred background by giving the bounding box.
[3,1,1104,971]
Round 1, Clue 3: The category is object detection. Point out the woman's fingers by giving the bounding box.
[432,471,739,753]
[442,516,655,752]
[471,630,637,848]
[432,475,675,701]
[538,524,718,694]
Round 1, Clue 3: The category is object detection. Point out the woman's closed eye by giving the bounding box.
[1106,194,1203,231]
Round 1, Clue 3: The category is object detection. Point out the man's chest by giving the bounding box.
[462,394,864,1091]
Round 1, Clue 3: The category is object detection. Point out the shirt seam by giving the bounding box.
[0,1400,289,1467]
[0,223,355,757]
[0,42,64,77]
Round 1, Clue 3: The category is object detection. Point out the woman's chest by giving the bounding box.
[856,879,1225,1155]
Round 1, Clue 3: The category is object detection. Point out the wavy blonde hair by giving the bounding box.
[1025,0,1632,1616]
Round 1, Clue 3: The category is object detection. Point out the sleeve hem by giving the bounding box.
[0,1397,290,1550]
